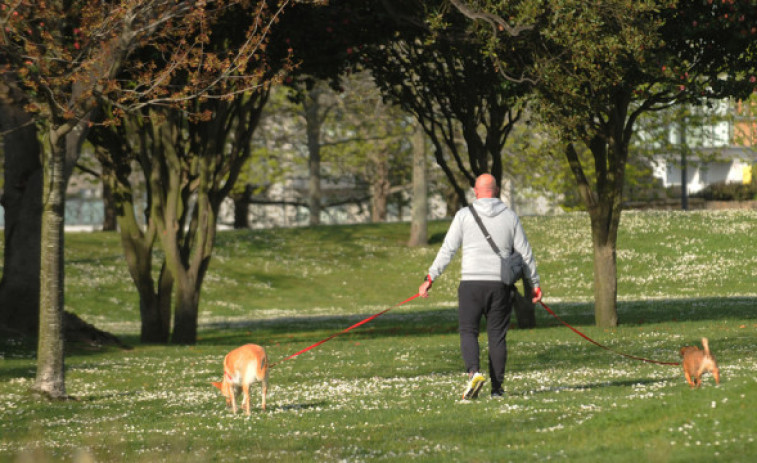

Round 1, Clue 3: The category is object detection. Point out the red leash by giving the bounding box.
[270,293,420,368]
[269,293,678,368]
[539,301,680,366]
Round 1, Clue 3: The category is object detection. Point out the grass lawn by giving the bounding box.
[1,210,756,462]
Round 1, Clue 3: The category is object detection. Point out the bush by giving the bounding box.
[692,181,757,201]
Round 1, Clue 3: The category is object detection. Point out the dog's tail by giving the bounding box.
[701,337,710,356]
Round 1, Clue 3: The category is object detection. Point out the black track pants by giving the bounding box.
[457,281,513,392]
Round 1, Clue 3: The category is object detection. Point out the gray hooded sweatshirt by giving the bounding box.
[427,198,540,288]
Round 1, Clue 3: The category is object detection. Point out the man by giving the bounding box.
[419,173,542,399]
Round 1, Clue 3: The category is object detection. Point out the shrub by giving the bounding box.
[692,181,757,201]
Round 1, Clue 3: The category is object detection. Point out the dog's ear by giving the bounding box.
[211,381,223,390]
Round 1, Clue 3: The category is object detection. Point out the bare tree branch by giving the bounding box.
[448,0,532,37]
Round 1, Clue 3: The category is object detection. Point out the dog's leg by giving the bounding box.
[229,383,238,413]
[243,383,251,415]
[261,379,268,411]
[684,369,695,388]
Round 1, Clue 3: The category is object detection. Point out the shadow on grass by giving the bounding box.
[268,401,328,412]
[197,308,460,347]
[0,366,36,382]
[68,254,125,265]
[1,297,753,377]
[511,376,680,397]
[196,296,757,347]
[74,390,145,402]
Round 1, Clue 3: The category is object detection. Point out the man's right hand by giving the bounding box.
[531,287,542,303]
[419,275,433,298]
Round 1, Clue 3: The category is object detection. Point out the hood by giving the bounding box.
[472,198,508,217]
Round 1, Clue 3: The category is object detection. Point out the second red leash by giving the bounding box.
[539,300,680,366]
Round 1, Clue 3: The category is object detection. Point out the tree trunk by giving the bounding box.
[170,194,216,345]
[102,180,117,231]
[370,155,390,222]
[118,218,173,343]
[0,78,43,333]
[145,91,263,344]
[566,140,622,328]
[171,275,200,345]
[591,229,619,328]
[33,130,67,399]
[159,152,217,345]
[93,127,175,344]
[408,127,428,246]
[304,88,323,226]
[233,185,253,229]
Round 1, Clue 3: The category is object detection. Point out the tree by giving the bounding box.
[452,0,757,327]
[1,0,193,398]
[363,2,531,205]
[242,71,413,225]
[0,0,294,395]
[267,1,423,225]
[318,71,414,223]
[127,100,268,344]
[86,0,286,343]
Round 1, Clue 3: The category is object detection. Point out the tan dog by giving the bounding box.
[212,344,268,414]
[679,337,720,388]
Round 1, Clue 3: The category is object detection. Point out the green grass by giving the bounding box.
[1,210,756,462]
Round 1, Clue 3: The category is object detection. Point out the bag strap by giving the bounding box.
[468,205,503,256]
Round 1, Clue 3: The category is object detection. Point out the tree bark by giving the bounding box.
[33,129,67,399]
[145,108,224,345]
[304,87,323,226]
[233,184,253,229]
[102,180,117,231]
[171,275,200,345]
[118,206,173,343]
[591,237,618,327]
[0,78,43,334]
[370,155,390,222]
[408,127,428,246]
[169,181,216,345]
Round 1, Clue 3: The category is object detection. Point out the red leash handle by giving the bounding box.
[270,293,420,368]
[539,301,680,366]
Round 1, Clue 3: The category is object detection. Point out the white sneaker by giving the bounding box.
[462,372,486,400]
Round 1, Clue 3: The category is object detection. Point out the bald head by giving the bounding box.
[474,174,498,199]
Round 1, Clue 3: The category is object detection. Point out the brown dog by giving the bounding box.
[679,337,720,388]
[211,344,268,414]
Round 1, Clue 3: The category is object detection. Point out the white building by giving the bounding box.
[650,99,755,194]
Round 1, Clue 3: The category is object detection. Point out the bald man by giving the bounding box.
[419,173,542,400]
